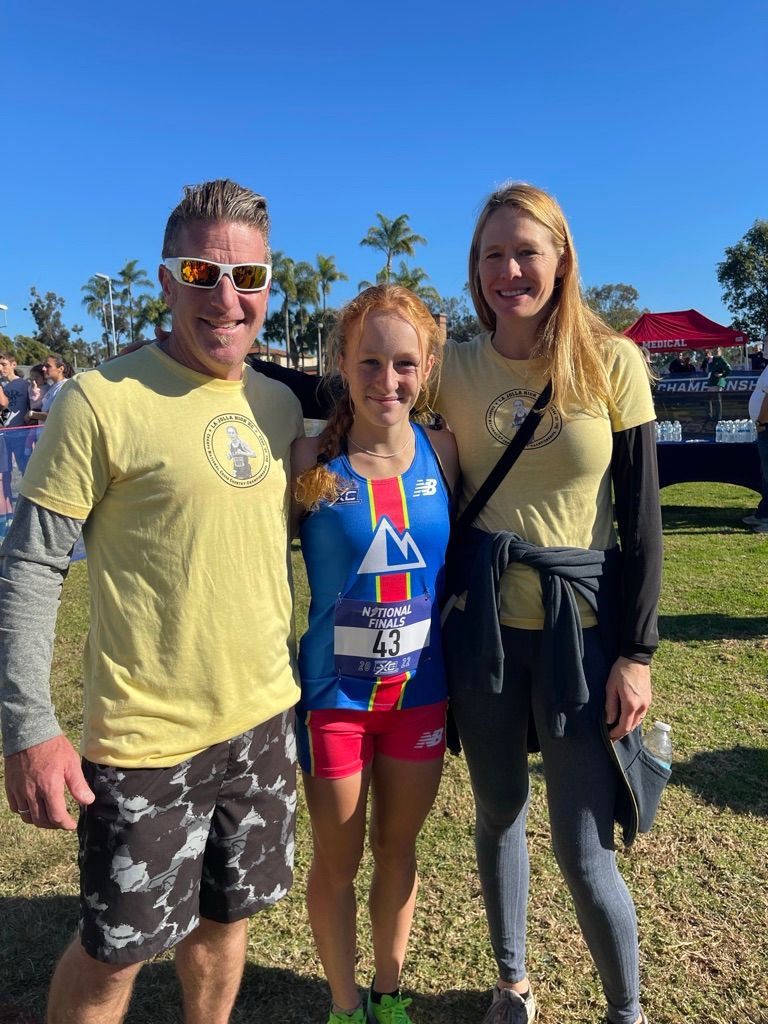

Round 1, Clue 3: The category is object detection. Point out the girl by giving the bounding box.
[292,285,458,1024]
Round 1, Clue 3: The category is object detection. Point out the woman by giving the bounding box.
[292,285,458,1024]
[437,183,660,1024]
[29,354,74,423]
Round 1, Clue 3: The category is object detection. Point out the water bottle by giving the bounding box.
[715,420,723,443]
[672,420,682,441]
[644,721,673,769]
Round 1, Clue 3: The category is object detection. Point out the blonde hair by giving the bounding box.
[296,285,444,510]
[468,181,620,415]
[162,179,270,259]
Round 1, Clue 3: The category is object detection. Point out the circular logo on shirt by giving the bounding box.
[204,414,271,487]
[485,389,562,448]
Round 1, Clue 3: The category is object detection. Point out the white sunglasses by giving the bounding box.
[163,257,272,293]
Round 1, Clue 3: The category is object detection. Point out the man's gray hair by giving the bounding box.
[162,179,271,259]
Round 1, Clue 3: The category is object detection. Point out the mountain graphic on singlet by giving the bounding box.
[357,517,427,575]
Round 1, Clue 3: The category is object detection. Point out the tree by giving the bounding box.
[118,260,153,345]
[584,283,646,332]
[316,254,348,317]
[11,335,49,365]
[132,294,171,342]
[27,287,71,354]
[717,220,768,341]
[389,261,441,310]
[271,253,298,367]
[359,213,426,283]
[442,293,481,344]
[294,262,320,370]
[81,275,113,353]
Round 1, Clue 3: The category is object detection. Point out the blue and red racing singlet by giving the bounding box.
[298,424,450,711]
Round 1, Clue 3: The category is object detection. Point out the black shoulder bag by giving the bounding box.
[441,380,552,619]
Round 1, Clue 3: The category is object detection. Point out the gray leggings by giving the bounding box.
[449,624,641,1024]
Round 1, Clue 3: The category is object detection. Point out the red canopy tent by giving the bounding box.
[624,309,748,352]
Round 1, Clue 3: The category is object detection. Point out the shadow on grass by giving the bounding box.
[659,612,768,641]
[0,895,488,1024]
[661,504,753,533]
[670,746,768,817]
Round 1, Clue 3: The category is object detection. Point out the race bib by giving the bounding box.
[334,593,432,679]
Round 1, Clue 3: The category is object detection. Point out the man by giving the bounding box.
[744,349,768,533]
[0,180,304,1024]
[0,353,32,472]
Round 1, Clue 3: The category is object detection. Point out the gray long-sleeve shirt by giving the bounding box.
[0,497,84,755]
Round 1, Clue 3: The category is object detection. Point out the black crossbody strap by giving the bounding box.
[453,380,552,536]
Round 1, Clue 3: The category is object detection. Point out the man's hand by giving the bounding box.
[4,735,95,830]
[604,657,652,740]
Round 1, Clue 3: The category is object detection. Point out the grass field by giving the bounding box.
[1,483,766,1024]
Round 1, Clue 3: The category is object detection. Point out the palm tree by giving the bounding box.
[316,254,348,317]
[118,260,152,345]
[270,252,297,366]
[359,213,426,282]
[315,254,346,373]
[81,275,112,351]
[294,262,320,370]
[132,294,171,342]
[390,262,442,309]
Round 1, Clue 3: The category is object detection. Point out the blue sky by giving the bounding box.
[2,0,766,343]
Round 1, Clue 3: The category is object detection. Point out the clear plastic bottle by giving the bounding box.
[644,721,673,769]
[672,420,682,441]
[715,420,723,443]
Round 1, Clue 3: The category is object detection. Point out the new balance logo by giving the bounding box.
[414,728,444,749]
[413,478,437,497]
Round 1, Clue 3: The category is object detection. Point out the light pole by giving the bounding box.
[95,274,117,358]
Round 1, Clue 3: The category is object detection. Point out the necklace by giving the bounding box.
[348,430,413,458]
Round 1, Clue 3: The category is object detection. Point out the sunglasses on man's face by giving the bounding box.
[163,257,272,293]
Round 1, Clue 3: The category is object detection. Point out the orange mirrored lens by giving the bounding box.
[232,264,269,290]
[179,259,221,287]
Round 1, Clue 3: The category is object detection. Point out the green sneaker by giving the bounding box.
[328,1007,367,1024]
[366,991,414,1024]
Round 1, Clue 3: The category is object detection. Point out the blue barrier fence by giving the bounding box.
[0,425,86,559]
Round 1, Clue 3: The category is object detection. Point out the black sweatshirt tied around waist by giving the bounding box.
[449,527,622,740]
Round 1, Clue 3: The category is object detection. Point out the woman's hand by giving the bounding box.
[604,656,652,739]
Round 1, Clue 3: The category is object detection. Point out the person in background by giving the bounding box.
[704,347,731,424]
[26,364,48,417]
[699,349,713,374]
[0,354,32,533]
[667,353,693,375]
[292,285,458,1024]
[27,355,75,424]
[1,179,302,1024]
[0,353,31,464]
[705,347,730,389]
[743,352,768,533]
[748,344,767,373]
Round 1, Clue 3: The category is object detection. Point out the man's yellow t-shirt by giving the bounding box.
[436,333,655,628]
[21,345,303,767]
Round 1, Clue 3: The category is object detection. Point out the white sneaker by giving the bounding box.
[480,986,535,1024]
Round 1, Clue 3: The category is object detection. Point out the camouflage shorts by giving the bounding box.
[77,710,296,964]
